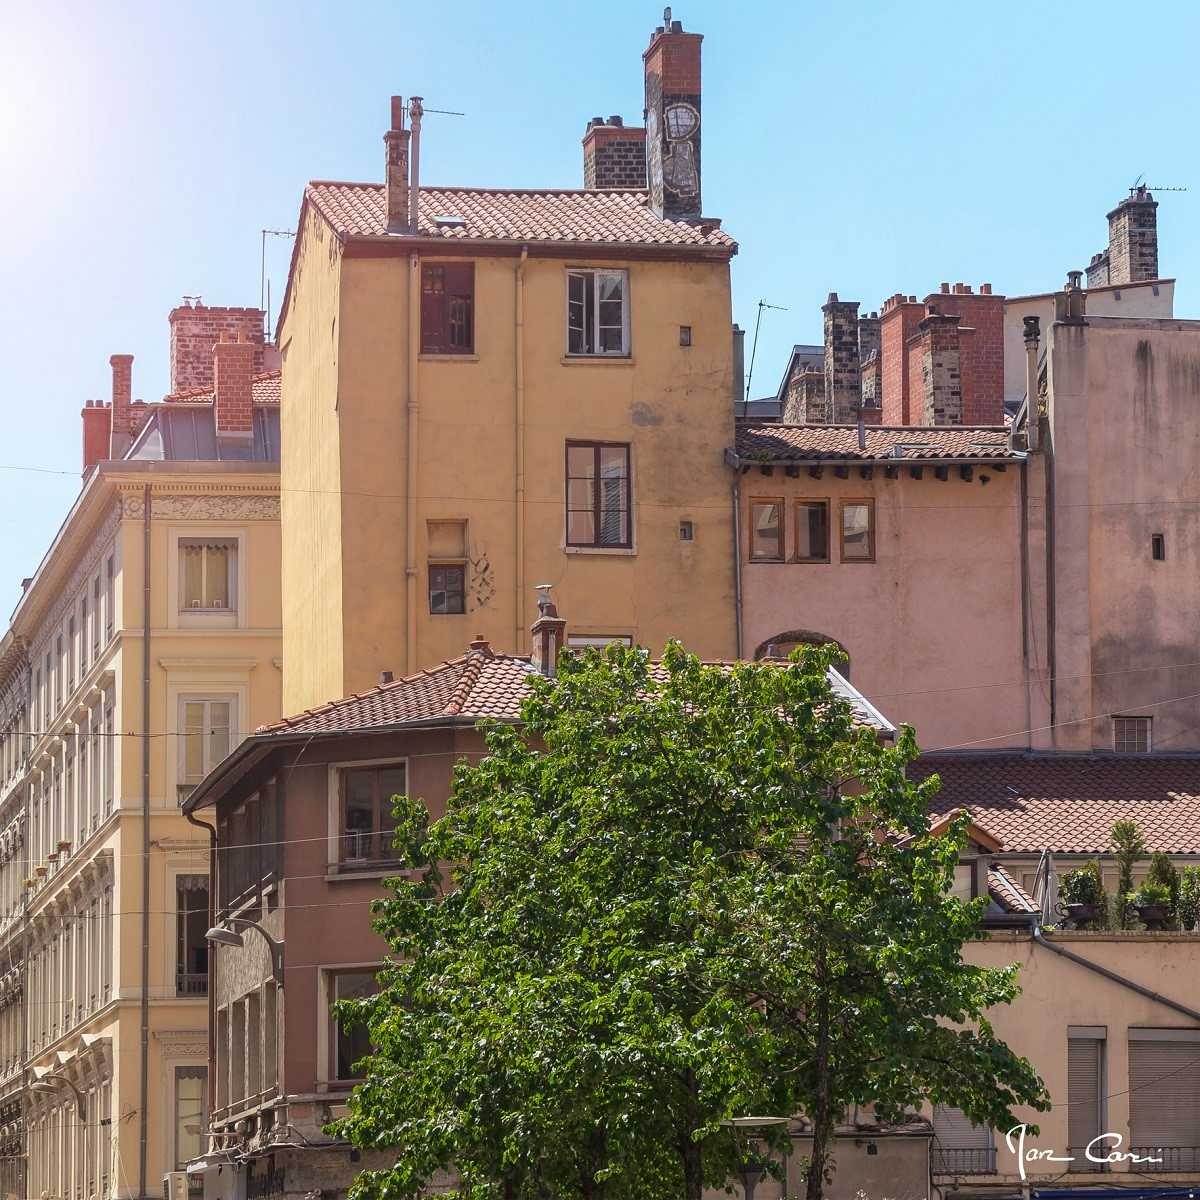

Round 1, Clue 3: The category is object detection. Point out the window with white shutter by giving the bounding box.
[932,1104,995,1175]
[1068,1031,1106,1170]
[1129,1030,1200,1171]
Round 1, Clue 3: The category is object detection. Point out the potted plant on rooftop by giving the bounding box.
[1059,860,1105,928]
[1179,866,1200,933]
[1129,881,1172,931]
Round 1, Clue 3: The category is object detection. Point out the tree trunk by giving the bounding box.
[805,964,833,1200]
[579,1122,607,1200]
[678,1069,704,1200]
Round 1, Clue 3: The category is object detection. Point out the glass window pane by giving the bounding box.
[842,504,872,560]
[174,1067,207,1169]
[598,446,628,478]
[183,703,204,783]
[750,502,782,560]
[567,510,595,545]
[597,273,624,303]
[208,701,231,767]
[205,546,230,608]
[181,546,203,607]
[567,478,593,510]
[334,971,380,1080]
[567,272,590,354]
[796,502,829,561]
[567,445,595,479]
[377,767,406,856]
[343,771,374,861]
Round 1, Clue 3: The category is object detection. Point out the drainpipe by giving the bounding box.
[139,484,151,1199]
[405,251,420,672]
[1019,464,1032,751]
[731,472,744,659]
[1032,924,1200,1024]
[184,808,218,1147]
[515,246,528,653]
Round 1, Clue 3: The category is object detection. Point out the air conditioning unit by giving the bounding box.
[163,1171,189,1200]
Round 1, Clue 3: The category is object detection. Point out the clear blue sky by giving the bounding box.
[1,0,1197,593]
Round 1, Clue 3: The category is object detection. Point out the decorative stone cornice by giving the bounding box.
[120,489,280,523]
[153,1029,206,1062]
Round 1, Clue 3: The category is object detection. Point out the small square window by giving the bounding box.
[840,499,875,562]
[678,520,694,541]
[679,325,692,347]
[749,500,783,561]
[1152,533,1165,561]
[429,564,466,614]
[1113,716,1151,754]
[795,500,830,563]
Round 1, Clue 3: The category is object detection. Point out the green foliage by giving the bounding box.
[1179,866,1200,932]
[1129,880,1171,908]
[1060,863,1104,907]
[1147,852,1180,912]
[332,643,1047,1200]
[1110,821,1147,928]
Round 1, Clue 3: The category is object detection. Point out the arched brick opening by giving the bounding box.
[753,629,850,677]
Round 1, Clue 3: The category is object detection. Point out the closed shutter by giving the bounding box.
[420,265,447,353]
[1068,1037,1104,1166]
[443,262,474,352]
[933,1105,994,1174]
[1129,1037,1200,1150]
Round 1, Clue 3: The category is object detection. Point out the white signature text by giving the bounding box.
[1006,1125,1163,1180]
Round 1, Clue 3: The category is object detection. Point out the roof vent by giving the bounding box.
[434,214,466,229]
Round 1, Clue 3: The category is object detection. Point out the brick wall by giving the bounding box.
[880,294,923,425]
[170,303,265,394]
[923,283,1005,425]
[644,20,703,219]
[213,333,257,435]
[81,401,111,473]
[1107,188,1159,285]
[823,294,861,423]
[583,120,647,190]
[915,308,963,425]
[860,349,882,412]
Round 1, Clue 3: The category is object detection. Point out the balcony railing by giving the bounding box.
[176,972,208,997]
[1130,1146,1200,1172]
[932,1147,997,1175]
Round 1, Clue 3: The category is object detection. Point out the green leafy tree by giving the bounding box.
[333,644,1047,1200]
[1147,852,1180,916]
[1178,866,1200,931]
[1110,820,1147,929]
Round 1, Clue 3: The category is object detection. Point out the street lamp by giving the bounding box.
[724,1116,790,1200]
[30,1073,85,1121]
[205,917,284,982]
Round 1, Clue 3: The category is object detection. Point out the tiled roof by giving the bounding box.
[914,754,1200,854]
[733,424,1020,463]
[989,864,1037,913]
[305,182,736,250]
[165,370,281,406]
[258,650,892,738]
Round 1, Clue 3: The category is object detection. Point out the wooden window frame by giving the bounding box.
[839,498,876,563]
[335,760,407,868]
[420,262,474,355]
[794,499,831,564]
[565,269,630,357]
[748,497,785,563]
[565,441,633,550]
[428,563,466,615]
[324,965,384,1083]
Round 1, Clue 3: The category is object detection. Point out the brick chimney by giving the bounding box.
[879,294,923,424]
[1107,186,1159,285]
[644,9,703,220]
[108,354,135,456]
[920,284,1005,425]
[913,304,963,426]
[169,301,264,394]
[81,400,112,475]
[583,116,647,190]
[530,585,566,677]
[822,294,861,423]
[858,311,881,363]
[213,332,256,438]
[384,95,411,232]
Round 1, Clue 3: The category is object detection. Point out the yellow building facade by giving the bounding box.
[278,18,739,712]
[0,334,282,1200]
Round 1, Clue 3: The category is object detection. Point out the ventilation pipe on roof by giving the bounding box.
[408,97,424,234]
[1023,315,1041,452]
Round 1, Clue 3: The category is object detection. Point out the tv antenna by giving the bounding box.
[260,228,297,338]
[743,299,789,414]
[1130,174,1188,193]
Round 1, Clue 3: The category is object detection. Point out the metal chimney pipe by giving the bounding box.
[408,96,424,234]
[1023,315,1041,452]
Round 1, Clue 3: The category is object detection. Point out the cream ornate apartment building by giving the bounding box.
[0,305,282,1200]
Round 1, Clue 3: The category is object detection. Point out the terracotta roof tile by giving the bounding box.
[914,754,1200,854]
[305,182,736,251]
[989,864,1037,913]
[734,423,1020,463]
[257,652,891,738]
[165,370,281,406]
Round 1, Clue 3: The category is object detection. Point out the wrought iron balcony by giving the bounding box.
[932,1147,997,1175]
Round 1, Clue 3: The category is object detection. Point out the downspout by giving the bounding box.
[731,470,744,659]
[1019,464,1032,751]
[1032,925,1200,1024]
[139,484,151,1199]
[405,251,420,672]
[184,808,218,1147]
[515,245,528,652]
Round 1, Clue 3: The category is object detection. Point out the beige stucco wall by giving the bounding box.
[739,468,1026,752]
[281,230,738,713]
[956,932,1200,1191]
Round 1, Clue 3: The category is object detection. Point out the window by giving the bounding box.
[1152,533,1166,561]
[951,863,975,902]
[428,564,465,615]
[678,520,694,541]
[178,699,232,801]
[1114,716,1152,754]
[566,442,632,549]
[67,617,76,693]
[173,1067,207,1170]
[91,577,101,656]
[176,876,209,996]
[179,539,237,612]
[932,1105,995,1175]
[330,969,381,1081]
[840,499,875,562]
[567,269,629,356]
[1068,1030,1106,1170]
[1129,1030,1200,1170]
[749,500,784,562]
[420,263,474,354]
[795,500,830,563]
[104,556,114,637]
[337,762,406,866]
